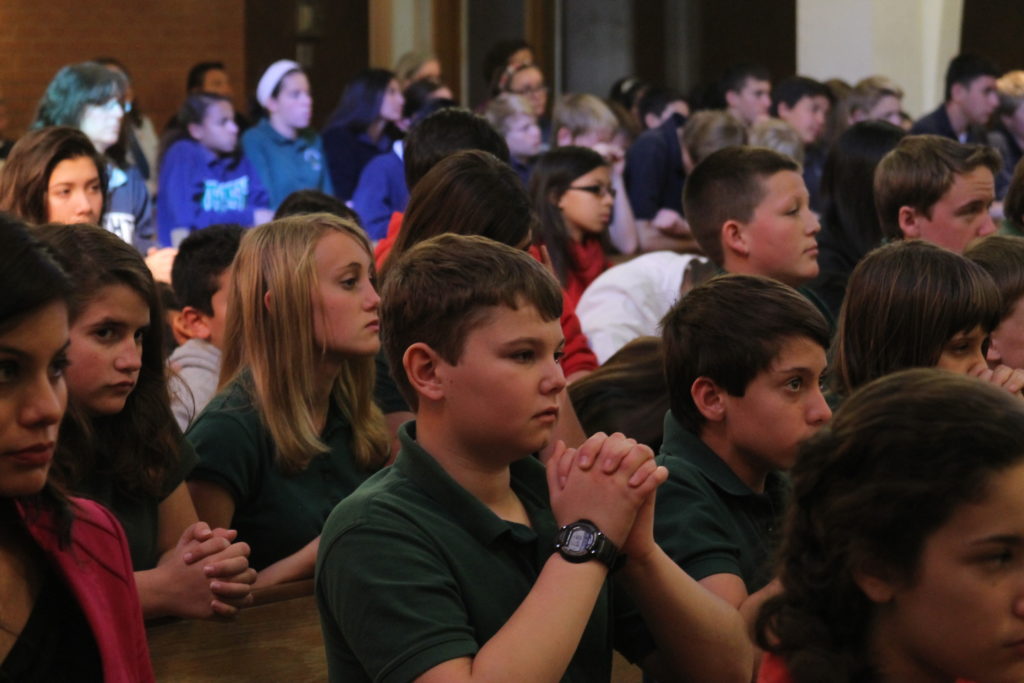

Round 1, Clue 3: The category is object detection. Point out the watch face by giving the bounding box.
[565,526,595,553]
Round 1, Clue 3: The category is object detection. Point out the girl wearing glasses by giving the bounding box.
[33,62,156,254]
[530,146,613,308]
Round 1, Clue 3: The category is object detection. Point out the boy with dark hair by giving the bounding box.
[168,223,244,430]
[721,63,772,127]
[655,274,830,624]
[684,146,824,300]
[874,134,1000,253]
[771,76,831,211]
[186,61,231,96]
[637,86,689,131]
[912,53,999,143]
[623,93,692,253]
[316,233,751,682]
[374,107,509,265]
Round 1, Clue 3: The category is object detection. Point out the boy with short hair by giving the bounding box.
[636,86,689,131]
[721,63,772,127]
[912,53,999,144]
[168,223,243,430]
[316,234,751,682]
[874,134,1001,253]
[685,146,825,304]
[655,274,831,622]
[771,76,831,211]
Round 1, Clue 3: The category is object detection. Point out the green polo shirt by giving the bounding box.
[653,411,787,593]
[186,374,373,570]
[315,422,656,683]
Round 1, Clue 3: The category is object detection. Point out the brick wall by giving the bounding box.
[0,0,245,140]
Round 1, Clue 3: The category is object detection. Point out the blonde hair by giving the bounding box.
[484,93,536,135]
[750,119,805,165]
[848,75,904,119]
[552,93,618,144]
[220,213,388,474]
[682,110,748,166]
[996,70,1024,117]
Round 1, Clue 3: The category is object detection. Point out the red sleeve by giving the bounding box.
[67,499,156,683]
[374,211,404,270]
[559,300,598,376]
[757,653,795,683]
[528,244,598,375]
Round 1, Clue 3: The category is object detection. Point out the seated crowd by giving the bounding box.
[3,41,1024,683]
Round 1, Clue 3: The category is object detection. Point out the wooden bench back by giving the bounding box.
[146,579,326,682]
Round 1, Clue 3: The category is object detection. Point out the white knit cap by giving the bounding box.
[257,59,301,107]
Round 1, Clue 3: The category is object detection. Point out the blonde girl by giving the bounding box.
[187,213,389,586]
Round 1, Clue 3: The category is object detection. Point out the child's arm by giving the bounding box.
[189,479,316,589]
[414,437,663,682]
[135,482,256,619]
[617,494,754,682]
[156,142,202,243]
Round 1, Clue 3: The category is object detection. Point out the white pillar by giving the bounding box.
[796,0,963,117]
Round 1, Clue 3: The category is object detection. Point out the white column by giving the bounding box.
[796,0,964,117]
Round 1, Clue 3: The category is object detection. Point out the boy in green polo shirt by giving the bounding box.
[654,274,831,626]
[315,234,751,682]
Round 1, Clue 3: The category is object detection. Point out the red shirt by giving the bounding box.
[20,497,154,683]
[374,210,404,270]
[758,652,975,683]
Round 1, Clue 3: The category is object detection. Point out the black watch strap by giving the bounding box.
[553,519,623,570]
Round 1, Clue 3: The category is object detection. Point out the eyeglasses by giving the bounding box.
[567,184,616,199]
[511,84,548,96]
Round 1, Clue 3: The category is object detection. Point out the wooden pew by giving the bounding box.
[146,579,325,682]
[147,578,643,682]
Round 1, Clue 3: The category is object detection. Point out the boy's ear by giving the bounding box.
[950,81,967,104]
[721,219,751,258]
[724,89,740,110]
[178,306,214,342]
[644,112,661,130]
[897,205,923,239]
[555,126,573,147]
[403,342,446,402]
[691,377,727,422]
[187,122,205,142]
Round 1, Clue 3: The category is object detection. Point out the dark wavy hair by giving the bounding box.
[326,68,396,133]
[0,126,107,225]
[35,223,180,501]
[0,213,75,540]
[758,368,1024,682]
[33,62,129,167]
[832,240,1000,396]
[528,146,608,286]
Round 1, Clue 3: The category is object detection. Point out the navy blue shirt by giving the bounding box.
[157,139,270,245]
[911,104,988,144]
[624,113,685,219]
[323,125,397,202]
[351,144,408,241]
